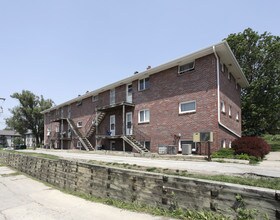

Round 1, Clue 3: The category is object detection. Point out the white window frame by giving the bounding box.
[236,112,239,121]
[179,100,196,114]
[229,105,232,117]
[228,72,232,80]
[92,95,98,102]
[138,77,149,91]
[47,128,51,136]
[110,89,115,105]
[221,62,225,72]
[77,141,82,148]
[77,121,83,128]
[236,82,239,90]
[221,101,226,113]
[178,61,195,74]
[140,141,151,150]
[138,109,150,123]
[222,140,226,148]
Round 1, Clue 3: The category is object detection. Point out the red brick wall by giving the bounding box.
[44,53,243,154]
[131,54,220,152]
[218,62,242,148]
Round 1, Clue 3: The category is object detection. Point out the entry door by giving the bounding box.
[110,141,116,151]
[126,84,132,103]
[126,112,133,135]
[110,115,115,136]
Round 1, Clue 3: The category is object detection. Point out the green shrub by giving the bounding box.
[212,148,235,159]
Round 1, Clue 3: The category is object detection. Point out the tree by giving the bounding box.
[225,28,280,135]
[6,90,54,147]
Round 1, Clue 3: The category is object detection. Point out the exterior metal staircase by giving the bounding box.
[86,112,106,138]
[66,118,94,151]
[122,135,149,154]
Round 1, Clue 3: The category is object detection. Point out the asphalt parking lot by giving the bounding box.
[20,149,280,178]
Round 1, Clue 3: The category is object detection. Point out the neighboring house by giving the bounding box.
[42,41,249,155]
[25,130,36,148]
[0,130,21,147]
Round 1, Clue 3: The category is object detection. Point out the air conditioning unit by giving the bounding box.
[193,132,213,142]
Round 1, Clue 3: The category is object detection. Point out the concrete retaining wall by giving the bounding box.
[0,152,279,219]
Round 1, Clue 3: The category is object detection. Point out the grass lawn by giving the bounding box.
[263,134,280,151]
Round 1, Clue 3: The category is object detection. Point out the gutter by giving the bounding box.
[213,46,241,138]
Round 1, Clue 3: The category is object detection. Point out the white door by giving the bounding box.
[110,115,115,136]
[126,112,133,135]
[126,84,132,103]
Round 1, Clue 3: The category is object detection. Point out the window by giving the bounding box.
[110,89,115,104]
[138,109,150,123]
[228,72,232,81]
[92,95,98,102]
[47,128,51,136]
[178,61,195,74]
[229,141,232,148]
[77,121,83,127]
[138,77,150,91]
[236,112,239,121]
[77,141,82,148]
[76,100,82,106]
[179,101,196,114]
[220,62,225,72]
[67,128,71,138]
[221,140,226,148]
[140,141,150,150]
[236,82,239,90]
[229,105,232,117]
[221,101,225,113]
[55,127,59,133]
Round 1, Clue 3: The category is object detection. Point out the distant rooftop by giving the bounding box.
[0,130,21,136]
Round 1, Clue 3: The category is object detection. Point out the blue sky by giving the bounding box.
[0,0,279,129]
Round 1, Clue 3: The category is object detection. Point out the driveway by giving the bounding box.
[17,149,280,178]
[0,166,171,220]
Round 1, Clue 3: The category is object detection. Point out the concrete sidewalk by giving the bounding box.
[0,166,171,220]
[18,149,280,177]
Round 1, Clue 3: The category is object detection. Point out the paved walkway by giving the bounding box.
[19,149,280,178]
[0,166,171,220]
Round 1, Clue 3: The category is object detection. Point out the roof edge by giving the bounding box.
[42,41,248,114]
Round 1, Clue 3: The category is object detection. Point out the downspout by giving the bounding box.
[213,46,241,138]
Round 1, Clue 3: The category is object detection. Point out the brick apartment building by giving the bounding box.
[42,41,249,155]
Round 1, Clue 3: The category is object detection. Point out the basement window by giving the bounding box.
[221,140,226,148]
[179,101,196,114]
[178,61,195,74]
[140,141,150,150]
[77,121,83,128]
[77,141,82,148]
